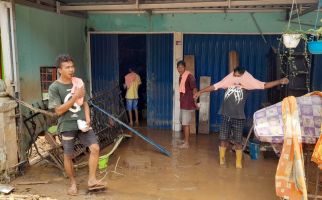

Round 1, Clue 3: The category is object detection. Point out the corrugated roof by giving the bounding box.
[18,0,318,13]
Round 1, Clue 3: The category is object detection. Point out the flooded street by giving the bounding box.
[12,128,285,200]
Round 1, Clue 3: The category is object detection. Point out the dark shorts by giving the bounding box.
[219,115,245,144]
[60,129,98,156]
[126,99,138,110]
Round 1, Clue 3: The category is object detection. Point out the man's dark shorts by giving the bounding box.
[60,129,98,156]
[219,115,245,144]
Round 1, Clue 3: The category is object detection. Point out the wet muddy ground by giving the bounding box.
[11,127,319,200]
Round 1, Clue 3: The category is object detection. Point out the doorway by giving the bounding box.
[90,33,173,129]
[118,34,147,125]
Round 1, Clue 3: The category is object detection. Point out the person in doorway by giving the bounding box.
[48,55,104,195]
[124,68,141,127]
[177,60,198,149]
[194,66,289,168]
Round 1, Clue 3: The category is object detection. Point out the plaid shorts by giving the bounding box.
[61,129,98,156]
[219,115,245,144]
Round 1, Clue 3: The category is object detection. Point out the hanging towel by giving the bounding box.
[312,134,322,169]
[179,71,191,94]
[71,77,84,106]
[309,91,322,169]
[275,96,307,200]
[125,73,141,99]
[125,72,137,89]
[213,71,265,90]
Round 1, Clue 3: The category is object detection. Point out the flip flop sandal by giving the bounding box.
[88,183,106,190]
[67,187,78,196]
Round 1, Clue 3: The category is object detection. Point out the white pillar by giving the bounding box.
[0,91,18,173]
[0,1,18,95]
[0,2,13,82]
[172,32,183,131]
[0,2,20,174]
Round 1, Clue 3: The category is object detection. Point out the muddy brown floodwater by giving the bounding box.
[11,127,318,200]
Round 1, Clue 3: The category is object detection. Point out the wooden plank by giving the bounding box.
[289,5,316,20]
[59,0,317,11]
[198,76,211,134]
[184,55,195,76]
[44,133,60,148]
[16,181,49,185]
[184,55,196,134]
[60,4,136,11]
[307,194,322,199]
[29,152,49,165]
[228,51,239,73]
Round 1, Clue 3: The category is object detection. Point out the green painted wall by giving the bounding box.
[88,12,318,33]
[16,4,87,103]
[0,35,3,80]
[15,7,321,104]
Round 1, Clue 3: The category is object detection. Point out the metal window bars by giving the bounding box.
[90,86,128,149]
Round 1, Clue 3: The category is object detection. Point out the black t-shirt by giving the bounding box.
[219,87,248,119]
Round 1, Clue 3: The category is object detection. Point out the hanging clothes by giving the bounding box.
[179,70,191,94]
[309,91,322,169]
[125,72,137,89]
[71,77,84,106]
[275,96,307,200]
[212,71,265,90]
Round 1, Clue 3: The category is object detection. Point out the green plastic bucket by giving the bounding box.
[98,155,109,170]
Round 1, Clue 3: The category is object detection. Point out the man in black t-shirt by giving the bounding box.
[195,67,289,168]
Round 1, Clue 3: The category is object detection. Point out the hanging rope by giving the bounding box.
[294,0,302,31]
[314,0,322,30]
[287,0,302,31]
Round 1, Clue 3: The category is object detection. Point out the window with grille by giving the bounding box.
[40,67,57,100]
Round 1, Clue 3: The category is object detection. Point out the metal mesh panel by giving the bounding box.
[90,86,128,148]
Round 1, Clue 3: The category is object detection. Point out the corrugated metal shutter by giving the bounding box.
[184,34,279,131]
[90,34,119,94]
[312,55,322,91]
[146,34,173,129]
